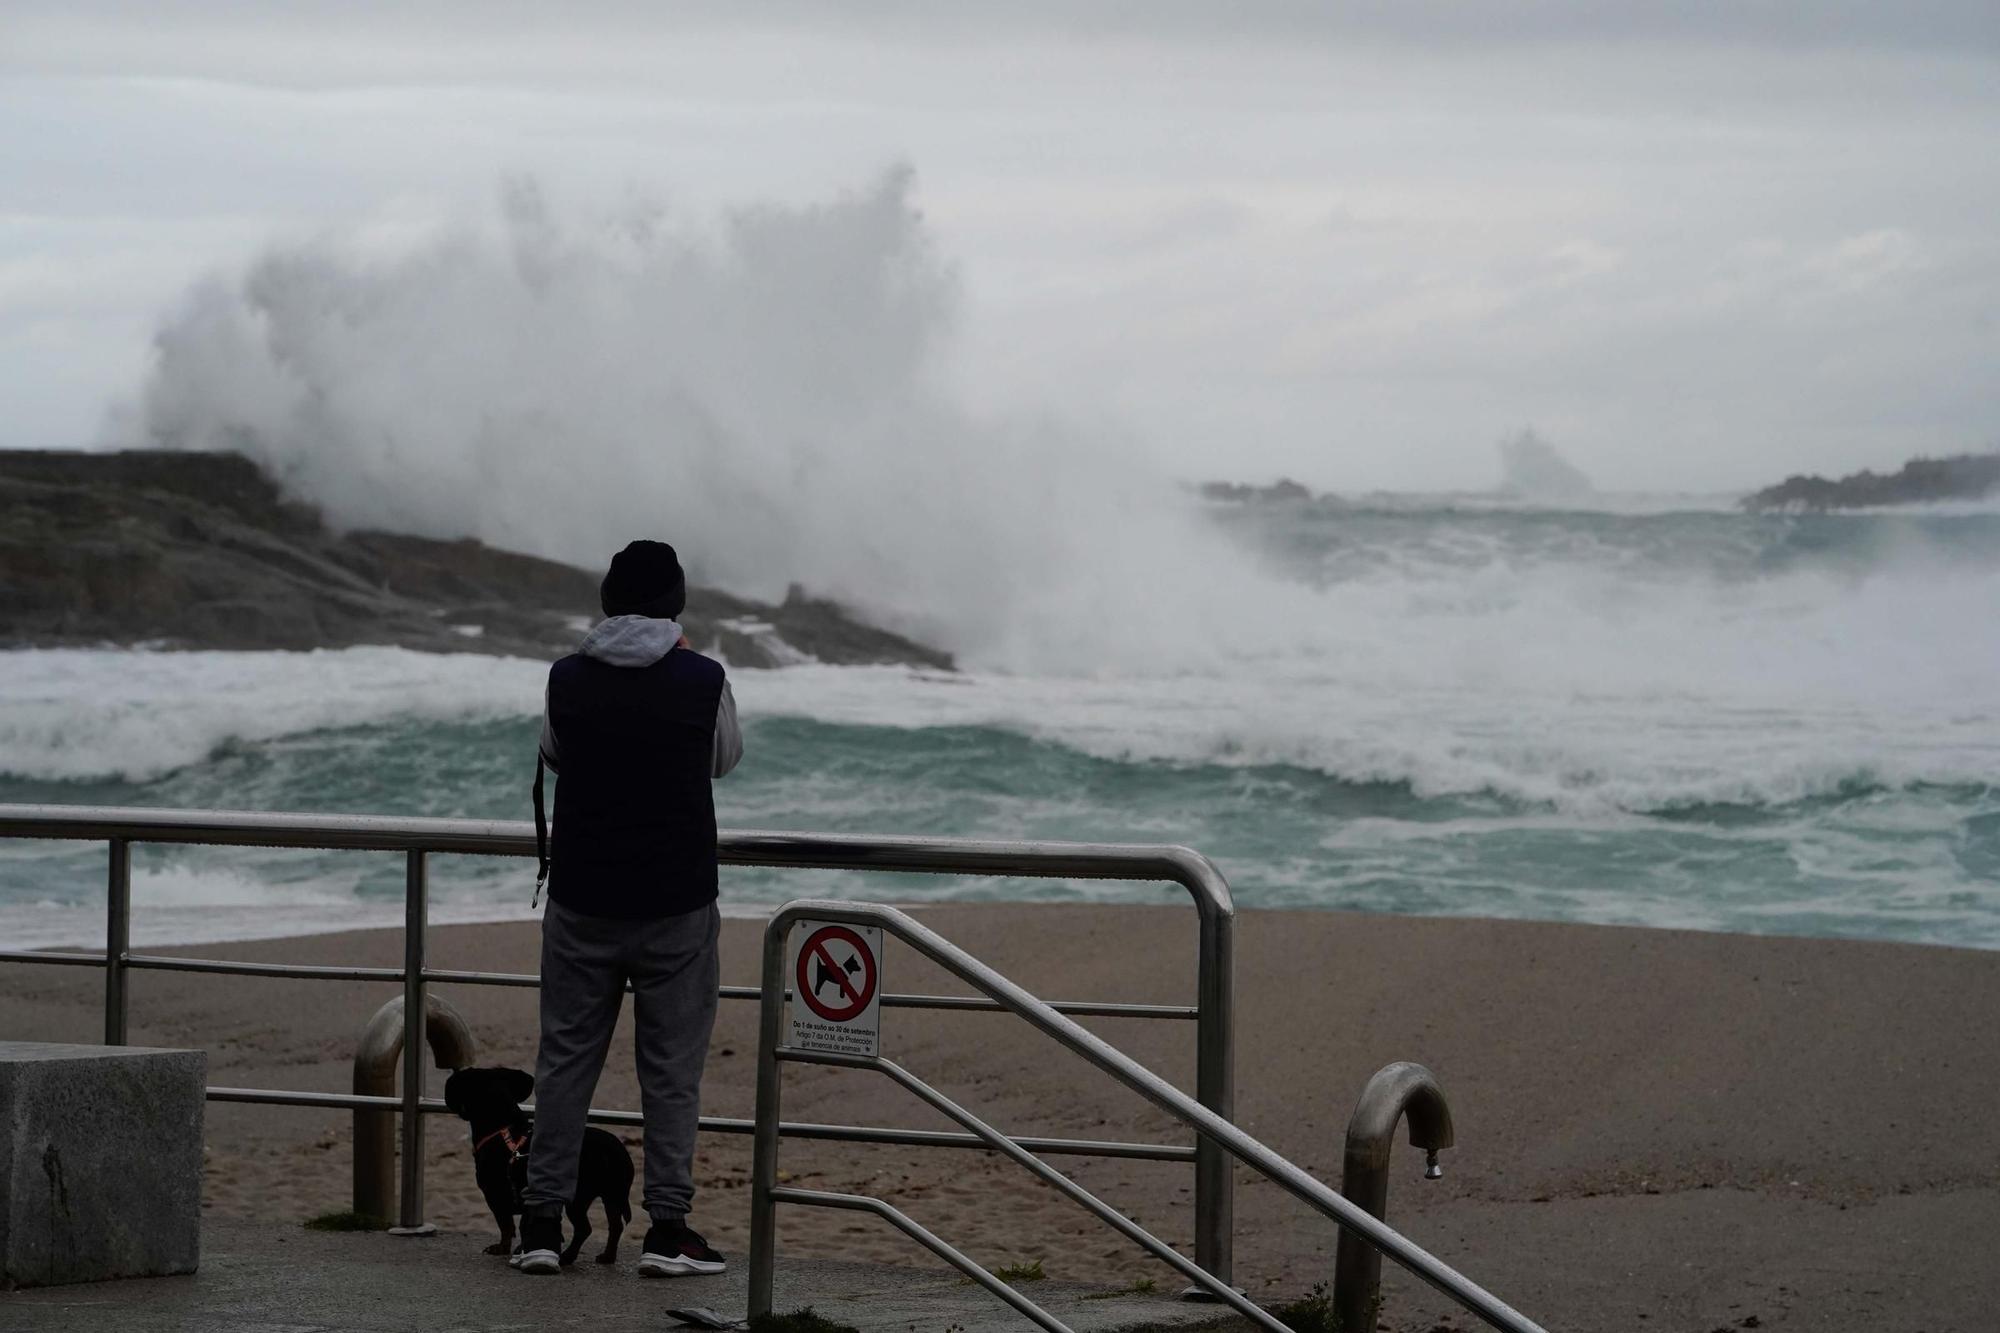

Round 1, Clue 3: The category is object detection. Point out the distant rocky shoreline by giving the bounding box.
[0,450,952,669]
[1740,452,2000,512]
[1197,448,2000,514]
[1197,476,1315,504]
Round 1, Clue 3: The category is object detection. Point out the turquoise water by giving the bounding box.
[3,501,1997,950]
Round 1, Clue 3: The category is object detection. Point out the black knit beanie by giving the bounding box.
[600,540,687,619]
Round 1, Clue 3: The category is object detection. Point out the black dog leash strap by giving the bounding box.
[531,754,550,908]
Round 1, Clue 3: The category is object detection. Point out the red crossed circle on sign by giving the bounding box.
[796,925,878,1023]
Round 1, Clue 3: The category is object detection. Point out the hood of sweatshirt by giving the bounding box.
[578,615,684,668]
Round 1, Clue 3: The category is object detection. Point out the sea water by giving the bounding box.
[3,497,1997,952]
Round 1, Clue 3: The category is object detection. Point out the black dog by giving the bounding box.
[442,1066,634,1265]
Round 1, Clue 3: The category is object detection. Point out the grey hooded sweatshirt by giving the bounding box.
[537,616,742,778]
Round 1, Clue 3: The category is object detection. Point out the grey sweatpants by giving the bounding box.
[522,898,720,1222]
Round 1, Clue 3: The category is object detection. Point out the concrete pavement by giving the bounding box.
[0,1220,1247,1333]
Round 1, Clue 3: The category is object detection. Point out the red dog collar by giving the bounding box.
[474,1127,529,1159]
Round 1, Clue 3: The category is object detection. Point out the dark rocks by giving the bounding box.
[1741,452,2000,513]
[0,450,952,670]
[1198,477,1315,503]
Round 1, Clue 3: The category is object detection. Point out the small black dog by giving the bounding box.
[442,1066,634,1265]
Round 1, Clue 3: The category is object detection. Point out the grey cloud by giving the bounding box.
[8,0,2000,88]
[2,1,1997,492]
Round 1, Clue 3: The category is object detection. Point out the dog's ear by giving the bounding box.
[499,1067,534,1105]
[443,1068,471,1119]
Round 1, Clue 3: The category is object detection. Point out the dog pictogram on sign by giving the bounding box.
[787,921,883,1056]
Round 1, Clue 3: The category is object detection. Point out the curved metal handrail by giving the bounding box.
[749,900,1543,1333]
[351,992,478,1225]
[1336,1062,1457,1333]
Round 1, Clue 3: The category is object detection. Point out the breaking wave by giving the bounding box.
[16,168,1994,950]
[115,170,1256,673]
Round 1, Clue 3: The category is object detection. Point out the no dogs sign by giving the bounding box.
[787,921,882,1057]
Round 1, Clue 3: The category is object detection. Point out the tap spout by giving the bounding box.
[352,993,478,1226]
[1333,1061,1456,1333]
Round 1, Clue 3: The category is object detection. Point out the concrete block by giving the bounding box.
[0,1041,205,1288]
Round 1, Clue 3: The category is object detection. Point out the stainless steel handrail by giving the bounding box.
[0,801,1234,1272]
[749,900,1545,1333]
[12,951,1192,1019]
[197,1086,1188,1159]
[428,968,1199,1020]
[354,992,478,1228]
[792,1047,1289,1333]
[767,1187,1070,1332]
[1337,1062,1457,1333]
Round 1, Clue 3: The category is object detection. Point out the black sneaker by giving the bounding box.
[637,1219,726,1277]
[509,1213,563,1275]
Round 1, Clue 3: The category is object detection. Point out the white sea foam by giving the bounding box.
[729,535,2000,811]
[3,624,1993,948]
[6,540,1997,815]
[0,647,544,782]
[0,860,357,951]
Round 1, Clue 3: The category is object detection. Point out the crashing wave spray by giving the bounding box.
[1496,428,1595,502]
[110,168,2000,724]
[118,169,1248,671]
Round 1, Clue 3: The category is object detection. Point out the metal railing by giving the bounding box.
[750,901,1545,1333]
[352,992,478,1230]
[1336,1062,1457,1333]
[0,802,1236,1274]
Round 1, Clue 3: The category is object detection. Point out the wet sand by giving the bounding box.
[4,904,1997,1331]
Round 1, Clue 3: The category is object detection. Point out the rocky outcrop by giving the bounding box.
[1742,452,2000,513]
[1197,477,1315,503]
[0,450,952,669]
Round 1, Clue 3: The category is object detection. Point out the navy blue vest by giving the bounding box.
[545,646,726,920]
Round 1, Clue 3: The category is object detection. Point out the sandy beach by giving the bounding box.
[4,903,1997,1331]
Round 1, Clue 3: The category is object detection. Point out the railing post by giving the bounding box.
[104,838,130,1045]
[388,849,435,1236]
[1193,895,1236,1286]
[747,914,792,1318]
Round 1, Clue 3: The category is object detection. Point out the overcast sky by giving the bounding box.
[4,2,1997,492]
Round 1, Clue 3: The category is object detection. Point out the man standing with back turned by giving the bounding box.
[514,539,742,1278]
